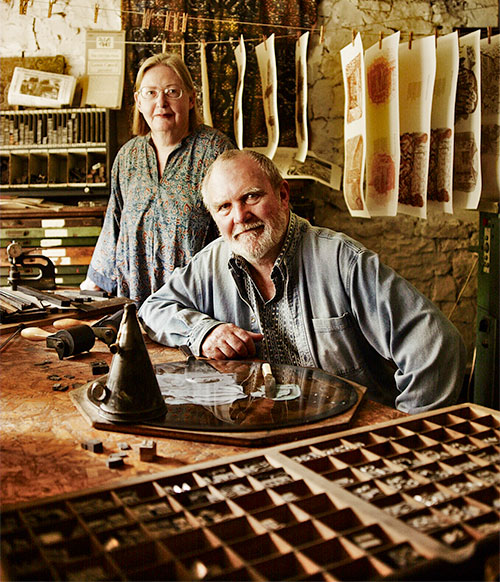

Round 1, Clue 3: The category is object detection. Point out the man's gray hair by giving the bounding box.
[201,149,284,208]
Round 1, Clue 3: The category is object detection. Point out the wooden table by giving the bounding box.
[0,320,406,507]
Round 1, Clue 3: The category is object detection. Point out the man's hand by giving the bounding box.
[201,323,263,360]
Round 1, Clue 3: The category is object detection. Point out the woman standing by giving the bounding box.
[81,53,233,305]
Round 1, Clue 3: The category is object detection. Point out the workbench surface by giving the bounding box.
[0,321,405,507]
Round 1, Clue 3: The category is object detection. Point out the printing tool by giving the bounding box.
[7,241,56,291]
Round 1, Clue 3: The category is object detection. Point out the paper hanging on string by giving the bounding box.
[341,33,370,217]
[255,34,279,159]
[233,36,246,150]
[84,30,125,109]
[397,35,436,219]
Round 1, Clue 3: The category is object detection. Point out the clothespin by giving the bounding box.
[487,26,492,43]
[19,0,29,15]
[94,3,99,24]
[352,29,356,45]
[164,10,171,31]
[319,25,325,44]
[162,38,167,53]
[181,38,185,60]
[48,0,57,18]
[408,31,413,50]
[434,28,439,47]
[181,13,188,34]
[173,11,180,33]
[263,35,268,50]
[379,31,383,49]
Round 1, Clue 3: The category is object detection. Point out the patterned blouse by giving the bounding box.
[87,125,233,305]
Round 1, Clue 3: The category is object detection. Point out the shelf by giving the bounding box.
[0,108,116,200]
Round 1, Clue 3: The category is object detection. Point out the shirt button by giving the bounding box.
[251,317,256,323]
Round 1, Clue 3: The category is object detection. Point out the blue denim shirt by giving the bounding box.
[139,213,466,413]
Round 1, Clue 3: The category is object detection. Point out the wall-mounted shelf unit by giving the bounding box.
[0,108,116,199]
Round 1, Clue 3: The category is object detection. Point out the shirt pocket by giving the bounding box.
[311,313,365,377]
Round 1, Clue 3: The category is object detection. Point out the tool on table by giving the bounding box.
[21,324,95,359]
[7,241,56,291]
[52,309,124,345]
[15,285,72,307]
[85,303,167,423]
[0,323,25,351]
[262,362,277,397]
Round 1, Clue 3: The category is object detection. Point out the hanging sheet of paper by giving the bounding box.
[233,35,246,150]
[200,40,213,127]
[397,35,436,219]
[84,30,125,109]
[272,147,342,190]
[295,32,310,163]
[365,32,400,216]
[427,32,459,215]
[341,33,370,217]
[255,34,279,159]
[453,30,482,210]
[480,34,500,202]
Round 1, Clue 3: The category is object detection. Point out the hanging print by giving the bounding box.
[397,35,436,218]
[295,32,309,163]
[200,40,213,127]
[341,32,370,217]
[233,35,246,150]
[255,34,279,159]
[453,30,482,210]
[365,31,400,216]
[479,33,499,201]
[427,32,459,215]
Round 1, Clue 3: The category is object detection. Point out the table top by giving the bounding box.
[0,318,406,507]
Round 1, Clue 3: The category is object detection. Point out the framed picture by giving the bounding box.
[7,67,76,108]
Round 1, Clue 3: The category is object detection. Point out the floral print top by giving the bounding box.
[88,125,233,305]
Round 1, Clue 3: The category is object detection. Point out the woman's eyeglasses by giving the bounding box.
[137,86,183,100]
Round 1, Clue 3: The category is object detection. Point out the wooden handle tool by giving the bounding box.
[21,327,51,341]
[53,318,82,329]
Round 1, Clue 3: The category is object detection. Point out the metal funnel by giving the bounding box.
[91,303,167,423]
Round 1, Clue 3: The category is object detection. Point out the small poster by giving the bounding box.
[84,30,125,109]
[233,36,246,150]
[365,31,400,216]
[255,34,279,160]
[295,32,309,163]
[397,35,436,219]
[341,33,370,217]
[453,30,482,209]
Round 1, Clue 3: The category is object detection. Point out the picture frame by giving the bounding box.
[7,67,76,108]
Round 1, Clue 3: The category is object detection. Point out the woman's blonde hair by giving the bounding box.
[132,52,202,136]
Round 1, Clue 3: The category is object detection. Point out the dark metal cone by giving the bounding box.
[97,303,167,423]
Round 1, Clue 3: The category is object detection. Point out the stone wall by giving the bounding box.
[1,0,498,361]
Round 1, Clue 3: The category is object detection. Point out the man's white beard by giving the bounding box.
[229,209,288,264]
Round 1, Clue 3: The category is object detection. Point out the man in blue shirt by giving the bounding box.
[139,149,466,413]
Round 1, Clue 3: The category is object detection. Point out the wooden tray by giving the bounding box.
[1,402,499,581]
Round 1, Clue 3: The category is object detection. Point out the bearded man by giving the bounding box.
[139,149,465,414]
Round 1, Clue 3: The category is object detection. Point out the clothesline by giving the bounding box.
[18,0,497,43]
